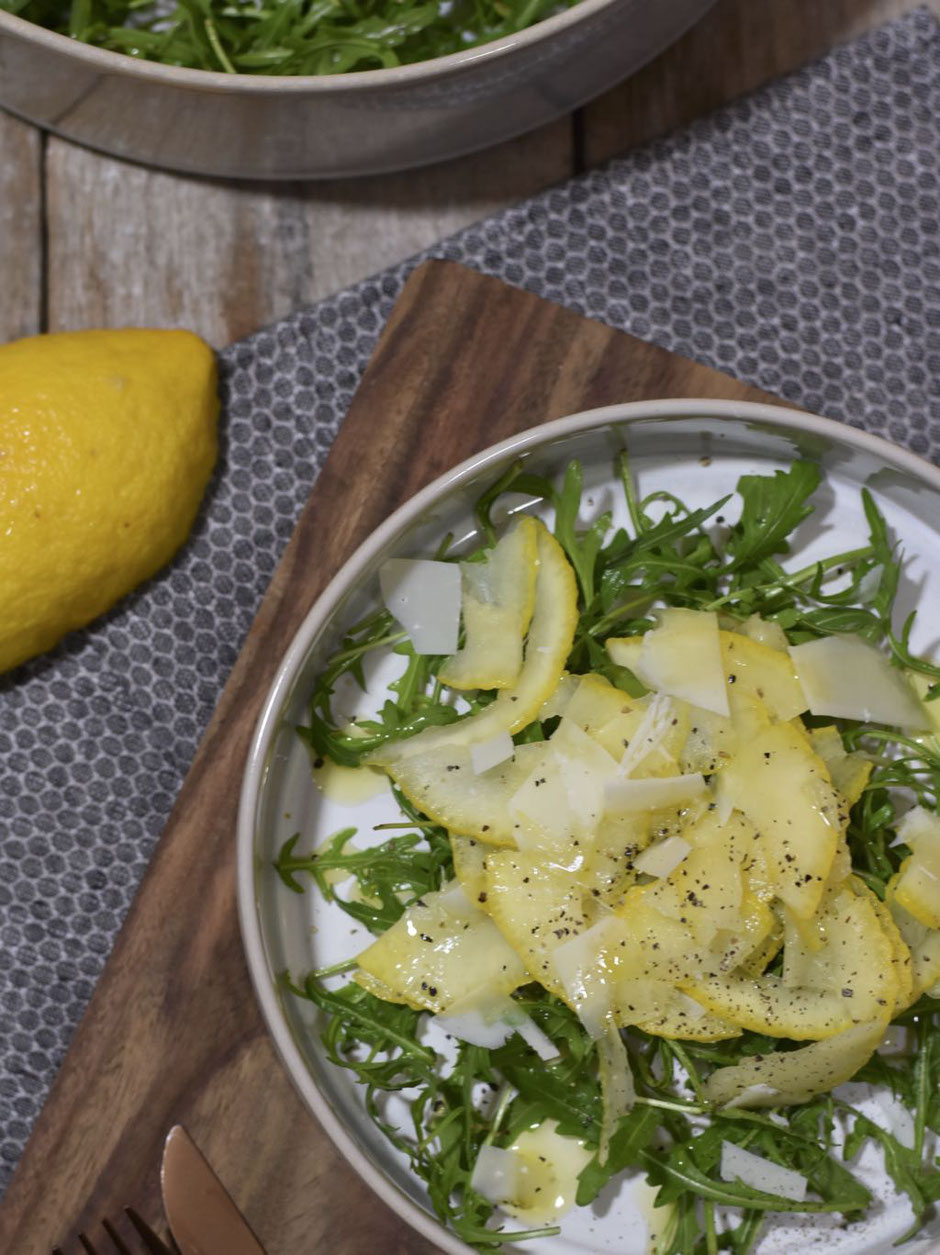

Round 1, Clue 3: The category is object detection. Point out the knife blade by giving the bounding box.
[161,1125,267,1255]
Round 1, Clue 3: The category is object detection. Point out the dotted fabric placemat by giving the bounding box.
[1,6,938,1191]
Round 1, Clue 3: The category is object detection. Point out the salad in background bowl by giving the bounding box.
[0,0,716,178]
[238,399,940,1253]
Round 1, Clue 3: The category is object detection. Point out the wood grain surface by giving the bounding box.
[42,120,572,346]
[0,112,42,343]
[0,259,782,1254]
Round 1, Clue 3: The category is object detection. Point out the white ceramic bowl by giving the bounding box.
[0,0,715,178]
[238,399,940,1254]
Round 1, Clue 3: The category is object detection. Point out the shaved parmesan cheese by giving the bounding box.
[742,614,790,653]
[897,806,940,850]
[510,745,575,845]
[471,731,515,775]
[789,634,927,729]
[617,692,676,778]
[435,991,561,1059]
[512,1013,561,1061]
[434,1007,515,1049]
[606,773,706,815]
[470,1145,520,1204]
[713,774,734,826]
[630,609,730,717]
[596,1016,635,1162]
[676,992,708,1020]
[553,718,619,832]
[434,989,518,1048]
[719,1142,807,1202]
[892,805,940,928]
[632,835,692,878]
[510,721,617,846]
[380,558,461,655]
[521,1017,559,1055]
[553,917,627,1038]
[720,1084,781,1110]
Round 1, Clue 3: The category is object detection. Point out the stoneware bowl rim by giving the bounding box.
[0,0,623,92]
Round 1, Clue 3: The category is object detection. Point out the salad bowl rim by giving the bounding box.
[0,0,625,93]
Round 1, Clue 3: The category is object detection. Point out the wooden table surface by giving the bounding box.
[2,0,936,353]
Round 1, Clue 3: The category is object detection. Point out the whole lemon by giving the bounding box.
[0,328,219,673]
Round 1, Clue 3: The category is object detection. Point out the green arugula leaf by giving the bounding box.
[576,1104,661,1204]
[725,460,821,570]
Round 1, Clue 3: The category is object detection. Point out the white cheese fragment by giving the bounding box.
[553,718,620,832]
[788,634,927,729]
[719,1142,808,1202]
[617,692,676,777]
[433,1004,515,1049]
[596,1016,636,1162]
[379,558,461,655]
[512,1014,561,1062]
[632,608,730,716]
[720,1084,781,1110]
[552,916,626,1039]
[897,805,940,850]
[470,1145,520,1204]
[435,991,560,1059]
[742,614,790,653]
[605,774,706,816]
[471,731,515,775]
[509,745,574,845]
[632,835,692,879]
[675,992,709,1020]
[510,720,618,847]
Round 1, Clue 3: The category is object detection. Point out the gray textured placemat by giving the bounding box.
[1,7,938,1192]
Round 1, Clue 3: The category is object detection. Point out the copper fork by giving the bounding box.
[52,1208,177,1255]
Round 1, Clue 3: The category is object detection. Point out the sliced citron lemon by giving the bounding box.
[704,1018,888,1108]
[438,516,538,690]
[683,887,899,1038]
[368,521,577,767]
[355,881,527,1014]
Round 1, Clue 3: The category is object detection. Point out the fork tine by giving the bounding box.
[124,1208,176,1255]
[101,1217,134,1254]
[78,1237,100,1255]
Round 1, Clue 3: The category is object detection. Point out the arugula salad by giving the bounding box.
[3,0,578,75]
[276,454,940,1252]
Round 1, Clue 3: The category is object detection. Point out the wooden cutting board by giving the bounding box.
[0,260,782,1254]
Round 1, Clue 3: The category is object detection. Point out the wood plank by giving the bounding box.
[0,260,781,1255]
[0,111,42,341]
[44,119,572,345]
[582,0,940,166]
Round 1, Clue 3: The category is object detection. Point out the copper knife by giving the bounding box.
[161,1125,267,1255]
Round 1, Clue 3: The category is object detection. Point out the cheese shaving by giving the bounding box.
[719,1142,808,1201]
[379,558,461,655]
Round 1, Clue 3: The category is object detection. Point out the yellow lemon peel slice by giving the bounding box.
[368,521,577,768]
[438,516,538,690]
